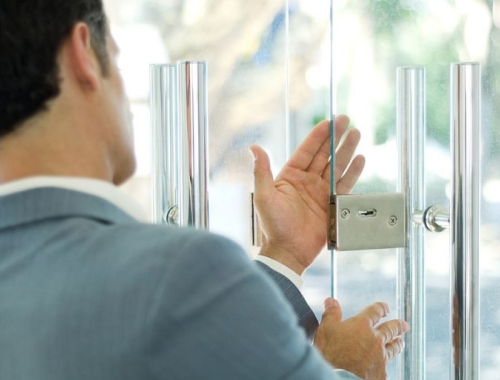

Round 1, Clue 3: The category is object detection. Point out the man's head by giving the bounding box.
[0,0,109,136]
[0,0,136,185]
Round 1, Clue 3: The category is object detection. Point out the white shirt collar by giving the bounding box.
[0,176,148,222]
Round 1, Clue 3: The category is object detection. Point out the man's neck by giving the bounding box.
[0,128,112,186]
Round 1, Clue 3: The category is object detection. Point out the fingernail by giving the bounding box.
[324,298,336,309]
[384,303,391,315]
[403,321,410,332]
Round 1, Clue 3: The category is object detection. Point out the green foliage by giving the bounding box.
[346,0,415,37]
[350,0,466,148]
[367,0,415,37]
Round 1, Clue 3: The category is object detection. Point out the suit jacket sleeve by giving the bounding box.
[255,261,319,341]
[152,232,360,380]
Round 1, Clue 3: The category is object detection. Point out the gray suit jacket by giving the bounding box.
[0,187,359,380]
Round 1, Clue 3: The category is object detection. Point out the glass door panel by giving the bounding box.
[106,0,500,378]
[308,1,499,378]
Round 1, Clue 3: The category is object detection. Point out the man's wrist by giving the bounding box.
[258,242,308,275]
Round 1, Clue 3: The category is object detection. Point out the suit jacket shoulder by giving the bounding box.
[0,188,359,380]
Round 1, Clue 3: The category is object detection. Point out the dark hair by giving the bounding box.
[0,0,109,137]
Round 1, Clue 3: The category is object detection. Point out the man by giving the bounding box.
[0,1,408,379]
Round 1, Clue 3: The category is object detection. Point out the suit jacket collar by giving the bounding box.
[0,187,138,230]
[0,176,147,221]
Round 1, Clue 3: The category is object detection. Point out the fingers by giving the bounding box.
[321,297,343,323]
[335,155,365,194]
[285,115,351,173]
[377,319,409,344]
[249,145,274,202]
[333,115,351,148]
[357,302,389,327]
[385,337,405,361]
[286,120,330,171]
[321,129,361,178]
[307,116,350,174]
[305,133,331,175]
[320,126,363,189]
[333,128,361,183]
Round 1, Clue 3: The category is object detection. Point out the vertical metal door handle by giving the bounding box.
[450,62,481,380]
[150,64,179,225]
[178,61,209,230]
[397,66,426,380]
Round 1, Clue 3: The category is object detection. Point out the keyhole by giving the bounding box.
[358,209,377,218]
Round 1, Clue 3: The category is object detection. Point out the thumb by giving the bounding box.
[249,145,274,201]
[322,297,342,323]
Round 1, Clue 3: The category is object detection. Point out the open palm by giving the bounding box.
[250,116,365,275]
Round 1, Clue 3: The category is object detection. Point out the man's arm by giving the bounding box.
[250,116,364,336]
[254,260,318,340]
[157,232,406,380]
[156,232,362,380]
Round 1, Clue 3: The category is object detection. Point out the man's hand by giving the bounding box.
[250,116,365,275]
[315,298,408,380]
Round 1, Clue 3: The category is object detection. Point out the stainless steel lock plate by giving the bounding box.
[334,193,406,251]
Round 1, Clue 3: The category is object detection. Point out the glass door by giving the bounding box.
[105,0,500,378]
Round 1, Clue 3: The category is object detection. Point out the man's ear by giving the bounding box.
[62,22,102,91]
